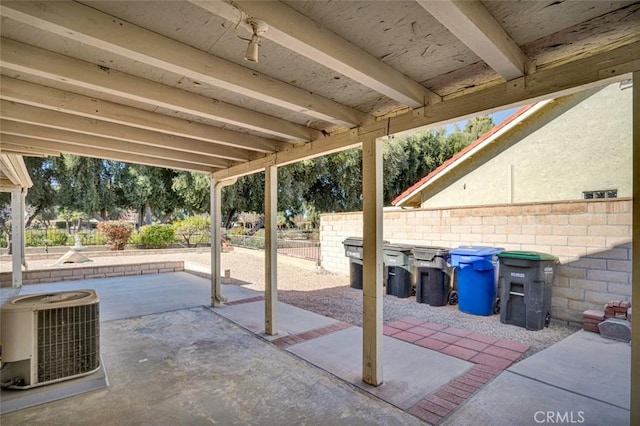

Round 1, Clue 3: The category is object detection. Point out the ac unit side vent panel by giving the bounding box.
[37,303,100,384]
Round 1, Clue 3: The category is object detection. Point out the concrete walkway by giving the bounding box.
[443,330,630,425]
[0,272,631,425]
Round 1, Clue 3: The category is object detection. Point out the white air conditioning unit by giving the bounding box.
[0,290,100,389]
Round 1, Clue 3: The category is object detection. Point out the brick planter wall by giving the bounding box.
[0,261,185,287]
[320,198,632,323]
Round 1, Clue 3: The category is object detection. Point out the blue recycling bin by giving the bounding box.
[450,246,504,316]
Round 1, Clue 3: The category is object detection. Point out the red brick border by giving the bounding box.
[271,322,353,348]
[409,365,502,424]
[224,296,265,306]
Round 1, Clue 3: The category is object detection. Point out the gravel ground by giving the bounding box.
[4,247,579,357]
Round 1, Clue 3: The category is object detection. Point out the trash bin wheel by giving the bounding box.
[494,297,500,314]
[448,291,458,305]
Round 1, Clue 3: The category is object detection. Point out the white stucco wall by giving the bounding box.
[421,83,632,208]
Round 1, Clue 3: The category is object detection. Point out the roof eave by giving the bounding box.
[391,102,552,207]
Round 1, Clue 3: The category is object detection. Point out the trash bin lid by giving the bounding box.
[342,237,363,247]
[450,246,504,256]
[497,250,557,261]
[412,246,449,259]
[384,243,414,253]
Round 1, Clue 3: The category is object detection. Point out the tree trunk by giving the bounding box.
[1,219,12,254]
[144,204,152,225]
[25,205,43,228]
[223,208,236,229]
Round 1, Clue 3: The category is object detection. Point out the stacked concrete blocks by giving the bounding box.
[582,300,632,342]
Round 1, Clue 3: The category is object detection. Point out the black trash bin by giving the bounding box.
[342,237,364,289]
[412,246,451,306]
[498,251,558,330]
[383,243,413,298]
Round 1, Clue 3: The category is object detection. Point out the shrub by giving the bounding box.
[97,220,134,250]
[227,226,247,236]
[77,230,107,246]
[25,231,43,247]
[226,234,264,250]
[172,216,211,248]
[48,229,70,246]
[128,231,142,246]
[25,229,69,247]
[138,224,175,249]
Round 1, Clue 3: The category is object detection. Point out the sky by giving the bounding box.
[444,106,518,135]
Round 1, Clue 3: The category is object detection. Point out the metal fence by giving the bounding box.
[225,234,320,264]
[4,229,321,264]
[16,228,107,248]
[277,239,321,264]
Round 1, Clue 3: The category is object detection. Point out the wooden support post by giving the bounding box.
[361,135,384,386]
[265,164,278,335]
[210,175,235,306]
[20,189,25,269]
[10,188,24,288]
[631,70,639,425]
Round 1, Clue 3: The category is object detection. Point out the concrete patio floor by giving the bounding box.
[0,272,631,425]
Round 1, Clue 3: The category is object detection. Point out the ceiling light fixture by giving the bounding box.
[244,19,268,63]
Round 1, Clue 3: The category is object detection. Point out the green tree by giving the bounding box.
[172,215,211,247]
[23,157,58,227]
[221,173,265,227]
[0,157,58,231]
[305,148,363,212]
[171,171,211,215]
[382,130,447,205]
[277,162,310,215]
[276,211,288,229]
[303,202,320,229]
[116,164,180,225]
[58,208,73,233]
[464,115,495,142]
[382,115,494,205]
[55,155,119,218]
[166,115,493,222]
[33,206,57,229]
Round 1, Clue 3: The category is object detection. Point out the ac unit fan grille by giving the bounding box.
[37,303,100,383]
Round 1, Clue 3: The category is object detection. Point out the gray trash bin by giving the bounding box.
[383,243,413,298]
[342,237,364,289]
[498,251,558,330]
[412,246,451,306]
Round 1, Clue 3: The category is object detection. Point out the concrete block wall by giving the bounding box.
[320,198,632,323]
